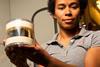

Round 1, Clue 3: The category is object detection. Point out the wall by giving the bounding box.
[0,0,12,67]
[0,0,10,43]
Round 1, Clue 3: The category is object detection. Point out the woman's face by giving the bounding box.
[54,0,80,30]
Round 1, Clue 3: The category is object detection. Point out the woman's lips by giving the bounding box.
[62,19,74,23]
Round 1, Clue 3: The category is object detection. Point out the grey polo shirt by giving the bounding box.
[41,28,100,67]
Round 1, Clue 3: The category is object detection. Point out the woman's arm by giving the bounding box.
[22,42,76,67]
[85,47,100,67]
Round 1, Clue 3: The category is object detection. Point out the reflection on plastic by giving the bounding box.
[88,0,100,25]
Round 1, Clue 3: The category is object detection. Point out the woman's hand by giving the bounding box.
[20,41,50,66]
[5,45,29,67]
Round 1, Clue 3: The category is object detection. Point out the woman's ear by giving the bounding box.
[49,13,57,20]
[49,13,57,22]
[53,15,57,20]
[53,16,57,23]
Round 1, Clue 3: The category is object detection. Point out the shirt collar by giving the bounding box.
[78,27,93,37]
[46,28,93,45]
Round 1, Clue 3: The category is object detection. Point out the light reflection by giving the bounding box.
[96,0,100,10]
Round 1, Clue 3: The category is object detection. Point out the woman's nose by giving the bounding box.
[65,7,72,16]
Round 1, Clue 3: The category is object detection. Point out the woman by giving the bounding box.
[5,0,100,67]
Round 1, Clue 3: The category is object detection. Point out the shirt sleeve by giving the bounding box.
[91,31,100,47]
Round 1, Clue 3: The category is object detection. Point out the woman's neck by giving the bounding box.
[57,27,81,47]
[60,27,80,38]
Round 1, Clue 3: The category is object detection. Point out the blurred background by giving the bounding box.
[0,0,100,67]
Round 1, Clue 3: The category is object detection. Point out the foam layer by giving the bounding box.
[5,36,33,46]
[6,19,33,30]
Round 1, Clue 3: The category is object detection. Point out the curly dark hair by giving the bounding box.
[48,0,88,15]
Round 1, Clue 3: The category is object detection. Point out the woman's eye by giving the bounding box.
[57,4,66,10]
[71,4,79,9]
[58,7,64,10]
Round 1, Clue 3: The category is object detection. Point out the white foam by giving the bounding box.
[5,36,33,46]
[6,19,33,30]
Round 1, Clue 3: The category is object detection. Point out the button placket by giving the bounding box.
[64,39,75,56]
